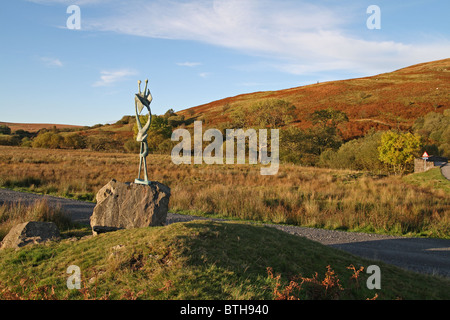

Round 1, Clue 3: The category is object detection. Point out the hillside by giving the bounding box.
[1,59,448,152]
[0,122,84,133]
[177,58,450,139]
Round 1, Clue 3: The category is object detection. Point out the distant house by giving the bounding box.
[414,155,448,173]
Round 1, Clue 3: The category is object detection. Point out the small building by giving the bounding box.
[414,155,448,173]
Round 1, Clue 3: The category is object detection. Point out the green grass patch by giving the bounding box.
[404,168,450,194]
[0,220,449,300]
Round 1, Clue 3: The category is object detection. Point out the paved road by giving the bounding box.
[441,163,450,181]
[1,188,449,278]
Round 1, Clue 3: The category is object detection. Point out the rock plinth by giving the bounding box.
[90,179,171,235]
[0,221,60,250]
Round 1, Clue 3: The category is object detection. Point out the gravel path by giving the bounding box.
[1,188,449,278]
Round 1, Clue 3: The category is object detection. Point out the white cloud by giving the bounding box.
[93,69,137,87]
[27,0,114,5]
[41,0,450,76]
[177,62,202,67]
[198,72,211,78]
[40,57,63,67]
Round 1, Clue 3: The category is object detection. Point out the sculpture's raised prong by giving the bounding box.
[143,79,148,95]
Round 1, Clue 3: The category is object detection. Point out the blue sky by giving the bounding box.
[1,0,449,126]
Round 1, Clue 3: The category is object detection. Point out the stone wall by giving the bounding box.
[414,158,436,173]
[414,158,443,173]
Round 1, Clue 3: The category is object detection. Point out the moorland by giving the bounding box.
[0,59,449,300]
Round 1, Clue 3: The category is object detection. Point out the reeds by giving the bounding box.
[0,199,73,240]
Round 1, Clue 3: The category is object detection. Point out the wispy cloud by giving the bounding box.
[177,62,202,67]
[198,72,211,78]
[27,0,114,5]
[92,69,137,87]
[40,57,63,67]
[41,0,450,76]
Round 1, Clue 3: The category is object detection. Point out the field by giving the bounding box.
[0,146,448,239]
[0,139,449,301]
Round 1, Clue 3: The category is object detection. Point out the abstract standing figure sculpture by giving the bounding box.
[134,79,152,185]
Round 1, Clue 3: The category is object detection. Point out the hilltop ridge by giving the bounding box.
[177,58,450,139]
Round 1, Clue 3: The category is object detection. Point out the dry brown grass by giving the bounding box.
[0,146,448,237]
[0,198,74,240]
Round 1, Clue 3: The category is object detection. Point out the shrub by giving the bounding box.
[63,133,86,149]
[32,132,64,149]
[280,125,344,166]
[20,137,32,148]
[124,138,140,153]
[318,130,386,172]
[0,134,20,146]
[86,136,121,151]
[0,125,12,135]
[14,129,34,139]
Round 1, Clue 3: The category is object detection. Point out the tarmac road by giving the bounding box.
[441,163,450,181]
[1,188,449,278]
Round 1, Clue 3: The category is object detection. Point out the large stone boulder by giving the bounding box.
[90,179,171,235]
[0,221,60,250]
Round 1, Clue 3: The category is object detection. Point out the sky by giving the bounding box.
[0,0,449,126]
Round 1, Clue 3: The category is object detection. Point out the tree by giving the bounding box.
[32,131,63,149]
[378,131,422,174]
[308,108,349,155]
[413,109,450,158]
[0,134,20,146]
[230,108,247,128]
[149,115,172,138]
[250,99,296,128]
[167,115,185,128]
[310,108,348,128]
[163,108,176,119]
[0,125,11,135]
[63,133,86,149]
[132,114,173,153]
[318,130,385,172]
[230,99,296,129]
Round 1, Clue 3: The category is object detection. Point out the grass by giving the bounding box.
[1,220,449,300]
[0,146,449,238]
[0,199,81,241]
[403,167,450,194]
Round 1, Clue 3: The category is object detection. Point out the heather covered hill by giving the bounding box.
[177,58,450,140]
[0,122,83,133]
[1,59,448,161]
